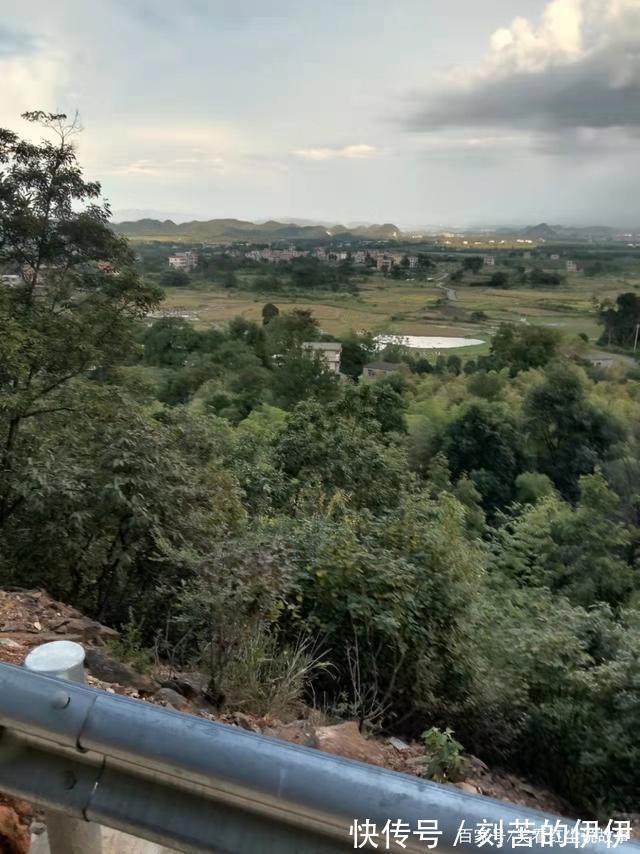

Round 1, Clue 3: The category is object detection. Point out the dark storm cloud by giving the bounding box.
[407,41,640,133]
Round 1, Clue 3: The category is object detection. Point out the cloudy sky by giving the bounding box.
[1,0,639,227]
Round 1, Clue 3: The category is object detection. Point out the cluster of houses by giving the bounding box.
[166,246,579,275]
[302,341,405,381]
[302,340,629,380]
[242,246,420,269]
[482,254,578,272]
[245,248,308,263]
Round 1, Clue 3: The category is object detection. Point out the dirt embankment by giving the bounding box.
[0,589,635,851]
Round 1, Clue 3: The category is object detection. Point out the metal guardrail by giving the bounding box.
[0,654,639,853]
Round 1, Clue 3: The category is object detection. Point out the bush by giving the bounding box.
[421,727,467,783]
[220,629,328,720]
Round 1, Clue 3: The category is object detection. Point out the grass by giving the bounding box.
[155,270,640,350]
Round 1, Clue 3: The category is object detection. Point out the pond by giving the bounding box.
[376,334,484,350]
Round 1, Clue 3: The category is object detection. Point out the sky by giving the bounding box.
[1,0,639,227]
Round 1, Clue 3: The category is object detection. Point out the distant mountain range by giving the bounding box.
[498,223,624,241]
[112,217,636,245]
[112,218,401,242]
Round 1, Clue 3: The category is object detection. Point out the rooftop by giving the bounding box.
[364,361,404,372]
[302,341,342,351]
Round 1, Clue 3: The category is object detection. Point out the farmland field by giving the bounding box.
[156,269,640,355]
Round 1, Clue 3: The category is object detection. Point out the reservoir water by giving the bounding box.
[376,334,484,350]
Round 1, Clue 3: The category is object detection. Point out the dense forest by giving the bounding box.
[2,114,640,818]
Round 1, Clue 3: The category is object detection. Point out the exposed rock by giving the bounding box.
[262,719,319,748]
[456,781,482,796]
[388,736,411,753]
[315,721,388,767]
[159,679,198,701]
[229,712,260,733]
[84,649,158,694]
[466,754,490,774]
[0,805,30,854]
[52,617,119,646]
[1,588,627,833]
[154,687,190,711]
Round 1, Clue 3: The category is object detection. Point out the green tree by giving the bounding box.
[265,308,320,354]
[262,302,279,325]
[339,332,378,380]
[0,111,160,530]
[488,271,510,288]
[514,472,555,504]
[493,473,634,609]
[443,402,530,512]
[490,323,561,375]
[340,382,408,434]
[284,492,483,727]
[270,350,339,409]
[467,370,505,401]
[599,292,640,348]
[463,256,483,274]
[143,318,200,367]
[222,271,238,289]
[523,363,623,499]
[161,268,190,288]
[446,354,462,375]
[273,400,409,511]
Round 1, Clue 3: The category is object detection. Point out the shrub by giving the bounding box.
[421,727,467,783]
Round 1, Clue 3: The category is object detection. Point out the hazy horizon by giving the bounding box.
[2,0,640,226]
[110,210,640,233]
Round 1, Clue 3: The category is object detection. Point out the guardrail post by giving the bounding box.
[24,640,103,854]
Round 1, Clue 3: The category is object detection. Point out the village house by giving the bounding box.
[168,251,198,272]
[587,353,616,369]
[302,341,342,374]
[482,255,496,267]
[566,260,579,273]
[376,256,393,272]
[361,361,407,381]
[353,251,367,264]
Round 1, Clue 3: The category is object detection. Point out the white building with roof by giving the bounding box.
[302,341,342,373]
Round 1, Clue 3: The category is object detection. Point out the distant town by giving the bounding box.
[166,247,582,275]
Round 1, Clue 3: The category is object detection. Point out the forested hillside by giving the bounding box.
[2,113,640,819]
[113,217,401,243]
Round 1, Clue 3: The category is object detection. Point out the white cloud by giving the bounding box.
[293,143,377,160]
[407,0,640,138]
[446,0,584,85]
[111,159,161,176]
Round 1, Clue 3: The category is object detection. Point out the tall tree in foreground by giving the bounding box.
[0,111,160,528]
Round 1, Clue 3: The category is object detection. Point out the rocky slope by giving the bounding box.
[0,589,633,852]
